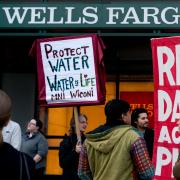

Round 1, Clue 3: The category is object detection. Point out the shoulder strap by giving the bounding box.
[19,153,22,180]
[19,153,31,180]
[22,153,31,180]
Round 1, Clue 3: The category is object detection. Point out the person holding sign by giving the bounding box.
[78,99,154,180]
[131,108,154,159]
[173,119,180,180]
[59,114,88,180]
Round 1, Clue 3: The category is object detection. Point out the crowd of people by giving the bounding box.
[0,89,180,180]
[77,99,154,180]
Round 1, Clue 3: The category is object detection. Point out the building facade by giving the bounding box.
[0,0,179,177]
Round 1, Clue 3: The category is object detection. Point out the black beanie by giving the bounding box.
[105,99,130,123]
[0,90,12,128]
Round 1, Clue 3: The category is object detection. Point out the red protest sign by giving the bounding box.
[29,34,106,107]
[151,36,180,180]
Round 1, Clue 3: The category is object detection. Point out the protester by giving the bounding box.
[131,108,154,159]
[21,118,48,179]
[0,89,35,180]
[59,114,88,180]
[173,119,180,180]
[2,119,21,150]
[78,99,154,180]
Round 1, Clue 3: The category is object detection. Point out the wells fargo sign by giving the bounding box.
[1,2,180,28]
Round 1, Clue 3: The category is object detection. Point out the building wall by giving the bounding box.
[1,73,35,133]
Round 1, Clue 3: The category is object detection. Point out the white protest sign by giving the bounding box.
[40,37,97,104]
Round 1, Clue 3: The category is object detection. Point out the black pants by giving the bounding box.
[34,167,45,180]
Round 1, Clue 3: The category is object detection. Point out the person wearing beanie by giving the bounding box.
[0,89,12,129]
[0,89,22,150]
[78,99,154,180]
[0,89,35,180]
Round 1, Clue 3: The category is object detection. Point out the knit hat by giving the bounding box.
[105,99,130,122]
[0,90,12,128]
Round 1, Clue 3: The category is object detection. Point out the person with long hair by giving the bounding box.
[59,114,88,180]
[131,108,154,159]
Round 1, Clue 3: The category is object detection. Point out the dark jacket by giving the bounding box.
[0,142,35,180]
[144,128,154,159]
[59,133,85,180]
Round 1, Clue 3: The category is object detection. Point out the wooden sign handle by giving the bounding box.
[73,106,81,144]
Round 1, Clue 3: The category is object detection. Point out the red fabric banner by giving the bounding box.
[29,34,106,107]
[120,92,154,129]
[151,36,180,180]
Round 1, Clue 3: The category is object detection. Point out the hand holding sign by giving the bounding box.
[29,34,106,147]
